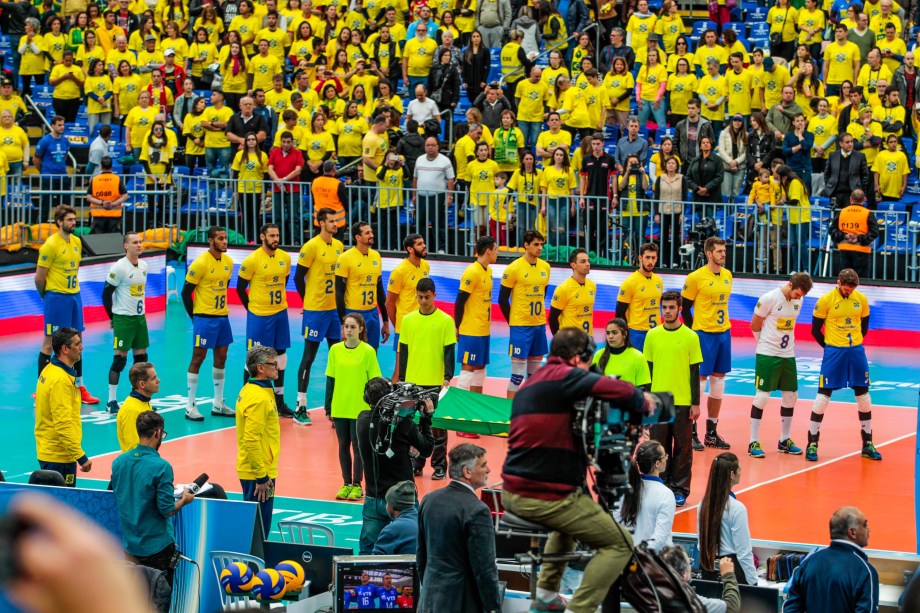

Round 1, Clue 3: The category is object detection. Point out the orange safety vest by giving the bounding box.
[311,176,346,227]
[837,205,872,253]
[89,172,124,218]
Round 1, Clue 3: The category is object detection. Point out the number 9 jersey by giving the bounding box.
[185,251,234,316]
[681,266,733,333]
[501,256,551,327]
[37,233,82,294]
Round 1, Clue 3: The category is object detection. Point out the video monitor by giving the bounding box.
[333,555,418,612]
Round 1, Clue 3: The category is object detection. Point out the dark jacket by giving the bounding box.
[356,410,434,499]
[747,128,775,173]
[674,116,715,163]
[428,61,461,111]
[685,153,724,203]
[892,66,920,113]
[782,130,814,177]
[782,541,880,613]
[372,506,419,555]
[473,91,513,131]
[565,0,589,38]
[600,44,635,75]
[822,149,870,198]
[461,46,491,90]
[417,482,502,613]
[0,1,39,35]
[396,132,426,178]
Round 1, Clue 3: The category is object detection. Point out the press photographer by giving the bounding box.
[357,378,435,554]
[500,328,658,613]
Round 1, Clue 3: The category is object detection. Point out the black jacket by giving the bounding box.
[461,46,491,89]
[746,129,775,172]
[396,132,426,177]
[428,62,461,111]
[822,149,870,198]
[356,409,433,499]
[685,153,724,203]
[0,1,39,35]
[417,482,503,613]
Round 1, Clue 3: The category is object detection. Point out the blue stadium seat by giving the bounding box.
[691,21,718,39]
[747,5,769,23]
[749,22,770,38]
[725,22,746,36]
[129,164,145,175]
[31,85,53,102]
[172,165,191,191]
[64,123,90,148]
[809,215,829,249]
[748,37,770,51]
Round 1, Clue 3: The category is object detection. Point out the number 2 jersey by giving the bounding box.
[813,287,870,347]
[681,266,733,333]
[753,286,805,358]
[185,250,234,316]
[37,232,81,294]
[238,247,291,316]
[501,256,551,327]
[298,235,344,311]
[106,257,149,316]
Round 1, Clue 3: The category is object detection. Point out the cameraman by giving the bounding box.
[357,377,435,554]
[501,328,654,613]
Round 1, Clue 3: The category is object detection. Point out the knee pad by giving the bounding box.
[526,357,542,376]
[276,352,287,370]
[509,360,526,391]
[110,354,128,373]
[132,352,148,364]
[781,391,798,407]
[470,368,487,387]
[708,376,725,400]
[457,370,474,390]
[752,389,770,409]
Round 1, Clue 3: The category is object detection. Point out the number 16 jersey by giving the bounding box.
[501,256,551,327]
[753,286,804,358]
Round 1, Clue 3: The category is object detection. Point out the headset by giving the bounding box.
[578,334,597,365]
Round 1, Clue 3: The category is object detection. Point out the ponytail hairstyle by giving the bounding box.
[597,318,631,372]
[698,452,740,572]
[343,312,368,342]
[620,440,665,526]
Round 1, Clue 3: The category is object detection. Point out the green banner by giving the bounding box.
[431,388,513,436]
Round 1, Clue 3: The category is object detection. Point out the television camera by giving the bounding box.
[368,382,441,458]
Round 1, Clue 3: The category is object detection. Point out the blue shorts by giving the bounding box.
[458,335,490,366]
[509,325,548,359]
[630,329,649,352]
[697,330,732,377]
[247,310,291,351]
[302,309,342,344]
[43,292,84,335]
[193,316,233,349]
[348,308,381,350]
[819,345,870,390]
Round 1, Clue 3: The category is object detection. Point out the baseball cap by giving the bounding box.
[385,481,417,512]
[0,79,11,87]
[163,48,175,56]
[646,33,659,43]
[144,34,156,41]
[763,57,774,71]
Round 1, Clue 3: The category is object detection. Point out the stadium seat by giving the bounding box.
[64,123,90,148]
[691,21,718,39]
[725,22,746,36]
[747,5,769,23]
[750,22,770,39]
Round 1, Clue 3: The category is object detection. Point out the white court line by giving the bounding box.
[675,431,917,516]
[720,392,916,411]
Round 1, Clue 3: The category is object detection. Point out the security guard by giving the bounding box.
[85,156,129,234]
[310,160,347,234]
[829,189,879,279]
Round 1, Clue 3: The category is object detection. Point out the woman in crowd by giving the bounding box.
[436,11,461,46]
[337,100,368,169]
[593,318,652,386]
[554,75,592,139]
[302,111,337,182]
[604,56,634,137]
[66,12,88,53]
[183,96,209,170]
[0,110,30,178]
[781,112,814,193]
[231,132,269,240]
[540,146,576,244]
[140,120,174,227]
[789,44,812,76]
[114,60,142,126]
[18,19,45,98]
[542,49,569,108]
[290,22,316,66]
[791,61,824,119]
[767,0,798,61]
[666,57,697,128]
[698,452,756,586]
[653,156,685,267]
[221,40,248,111]
[509,151,542,244]
[188,27,219,89]
[428,47,461,125]
[193,4,224,45]
[719,115,748,200]
[467,141,500,239]
[375,79,404,115]
[686,135,724,216]
[649,136,680,186]
[747,111,775,188]
[537,1,568,55]
[326,313,381,501]
[162,21,189,64]
[666,35,696,74]
[656,0,685,55]
[461,30,490,104]
[44,17,67,70]
[616,440,674,552]
[130,16,160,54]
[493,109,524,174]
[84,58,113,134]
[570,33,594,80]
[636,47,668,129]
[777,165,811,273]
[76,30,104,74]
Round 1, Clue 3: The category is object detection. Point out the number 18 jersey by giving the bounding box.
[185,251,234,316]
[501,256,551,327]
[753,286,804,358]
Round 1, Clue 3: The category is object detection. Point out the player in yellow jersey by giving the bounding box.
[236,224,293,417]
[455,236,499,397]
[385,233,430,381]
[549,248,596,336]
[182,226,235,421]
[499,230,550,398]
[806,268,880,462]
[293,208,344,424]
[35,205,98,405]
[615,243,663,351]
[335,220,390,351]
[681,237,733,450]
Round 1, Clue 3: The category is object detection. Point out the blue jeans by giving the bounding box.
[519,121,543,150]
[638,100,667,129]
[788,222,809,273]
[359,496,391,554]
[205,146,232,171]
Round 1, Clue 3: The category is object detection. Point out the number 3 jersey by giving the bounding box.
[753,286,805,358]
[238,247,292,316]
[106,257,149,316]
[185,251,234,316]
[681,266,733,333]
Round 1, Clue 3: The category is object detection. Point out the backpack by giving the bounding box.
[621,542,708,613]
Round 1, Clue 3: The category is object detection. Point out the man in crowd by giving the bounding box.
[227,96,269,149]
[413,136,455,254]
[675,99,715,165]
[372,480,420,555]
[115,362,158,453]
[406,84,441,125]
[33,115,71,214]
[579,132,617,256]
[829,190,879,279]
[614,116,649,172]
[310,160,347,236]
[268,131,305,242]
[822,133,870,206]
[766,86,804,146]
[86,156,129,234]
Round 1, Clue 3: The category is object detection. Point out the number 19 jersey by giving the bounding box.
[238,247,291,316]
[298,235,343,311]
[753,286,804,358]
[501,256,551,327]
[185,251,234,316]
[335,246,382,311]
[681,266,733,332]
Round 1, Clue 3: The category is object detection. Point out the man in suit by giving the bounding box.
[823,132,870,207]
[417,443,502,613]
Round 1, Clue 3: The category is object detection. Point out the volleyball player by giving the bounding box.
[748,273,814,458]
[335,221,390,351]
[455,236,499,396]
[182,226,235,421]
[807,269,881,462]
[102,232,150,415]
[385,233,430,382]
[293,208,344,425]
[681,237,733,451]
[236,223,293,417]
[615,242,664,352]
[498,230,550,399]
[548,248,596,336]
[34,205,98,404]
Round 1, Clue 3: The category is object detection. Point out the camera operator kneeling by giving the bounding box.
[660,547,741,613]
[500,328,655,613]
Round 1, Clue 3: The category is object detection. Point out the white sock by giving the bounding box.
[187,373,199,410]
[75,376,84,387]
[108,384,118,404]
[536,588,557,603]
[750,416,761,443]
[781,415,793,440]
[212,368,225,408]
[297,391,307,407]
[809,394,830,435]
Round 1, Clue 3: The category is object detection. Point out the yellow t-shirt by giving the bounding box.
[116,394,152,452]
[230,13,263,54]
[617,270,664,331]
[809,114,838,158]
[19,35,45,75]
[400,308,456,386]
[114,74,142,111]
[877,36,906,74]
[404,36,437,76]
[43,32,67,70]
[238,247,292,317]
[783,178,811,223]
[604,71,635,113]
[694,44,727,70]
[387,258,432,332]
[185,250,234,316]
[336,116,368,157]
[796,7,825,44]
[626,13,657,49]
[696,74,727,122]
[681,266,733,332]
[298,234,344,313]
[666,73,698,115]
[457,261,493,338]
[377,166,405,209]
[655,14,685,54]
[583,83,609,130]
[466,158,501,208]
[551,276,596,333]
[38,233,82,295]
[188,41,219,76]
[35,362,84,467]
[813,288,870,347]
[335,247,383,310]
[515,78,550,123]
[231,150,268,193]
[847,121,883,166]
[508,168,542,207]
[85,75,113,115]
[558,86,591,128]
[637,64,667,102]
[666,52,696,75]
[872,149,909,197]
[541,165,576,196]
[856,64,893,95]
[768,5,798,42]
[362,130,388,182]
[49,64,83,99]
[302,130,336,162]
[160,37,189,66]
[823,41,861,86]
[183,113,207,156]
[0,125,29,163]
[256,27,290,60]
[872,104,905,137]
[203,105,234,148]
[265,88,293,115]
[248,53,282,92]
[726,69,754,115]
[501,256,551,327]
[535,129,572,165]
[235,382,280,480]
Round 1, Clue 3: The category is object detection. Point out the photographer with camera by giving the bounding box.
[501,328,655,613]
[357,377,435,554]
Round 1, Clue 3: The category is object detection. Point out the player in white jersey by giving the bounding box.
[747,273,814,458]
[102,232,150,415]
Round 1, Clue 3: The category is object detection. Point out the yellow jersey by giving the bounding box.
[400,308,456,386]
[637,64,667,101]
[617,269,664,331]
[35,360,85,468]
[38,233,81,295]
[551,276,596,334]
[681,266,733,332]
[535,129,572,165]
[48,64,83,99]
[809,114,839,157]
[872,149,910,197]
[265,88,293,115]
[185,250,234,316]
[298,234,343,312]
[541,165,577,196]
[458,261,493,337]
[248,53,281,91]
[696,74,727,122]
[116,392,153,453]
[726,69,754,115]
[666,73,698,115]
[231,150,268,194]
[813,288,870,347]
[387,258,431,332]
[235,380,281,481]
[183,113,207,156]
[604,71,635,113]
[694,44,728,70]
[362,130,388,182]
[238,247,292,317]
[514,78,550,123]
[337,116,368,157]
[230,13,263,53]
[873,104,905,138]
[404,36,437,76]
[626,12,657,49]
[335,247,383,310]
[467,158,501,208]
[823,40,860,85]
[256,26,290,59]
[501,256,551,326]
[203,105,234,149]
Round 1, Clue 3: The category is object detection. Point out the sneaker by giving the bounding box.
[432,468,446,480]
[457,431,480,439]
[347,485,364,500]
[211,403,236,417]
[335,484,352,500]
[748,441,765,458]
[293,407,312,426]
[704,432,731,449]
[674,493,687,507]
[79,386,100,405]
[691,432,704,451]
[106,400,120,415]
[185,406,204,422]
[529,595,568,612]
[777,438,803,455]
[805,443,819,462]
[413,467,423,477]
[276,399,294,418]
[861,442,882,461]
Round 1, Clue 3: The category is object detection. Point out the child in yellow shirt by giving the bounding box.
[488,172,513,246]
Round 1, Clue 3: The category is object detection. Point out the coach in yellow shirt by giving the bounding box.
[35,327,91,486]
[236,345,282,536]
[116,362,159,452]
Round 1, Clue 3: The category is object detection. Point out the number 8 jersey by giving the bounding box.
[106,257,149,315]
[501,255,551,327]
[681,266,733,333]
[753,286,804,358]
[185,251,234,316]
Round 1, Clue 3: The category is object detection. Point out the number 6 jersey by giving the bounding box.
[754,286,805,358]
[106,257,149,316]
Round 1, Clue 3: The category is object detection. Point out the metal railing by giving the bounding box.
[23,95,79,170]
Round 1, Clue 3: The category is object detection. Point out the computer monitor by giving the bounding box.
[333,555,418,612]
[691,579,781,613]
[262,541,354,597]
